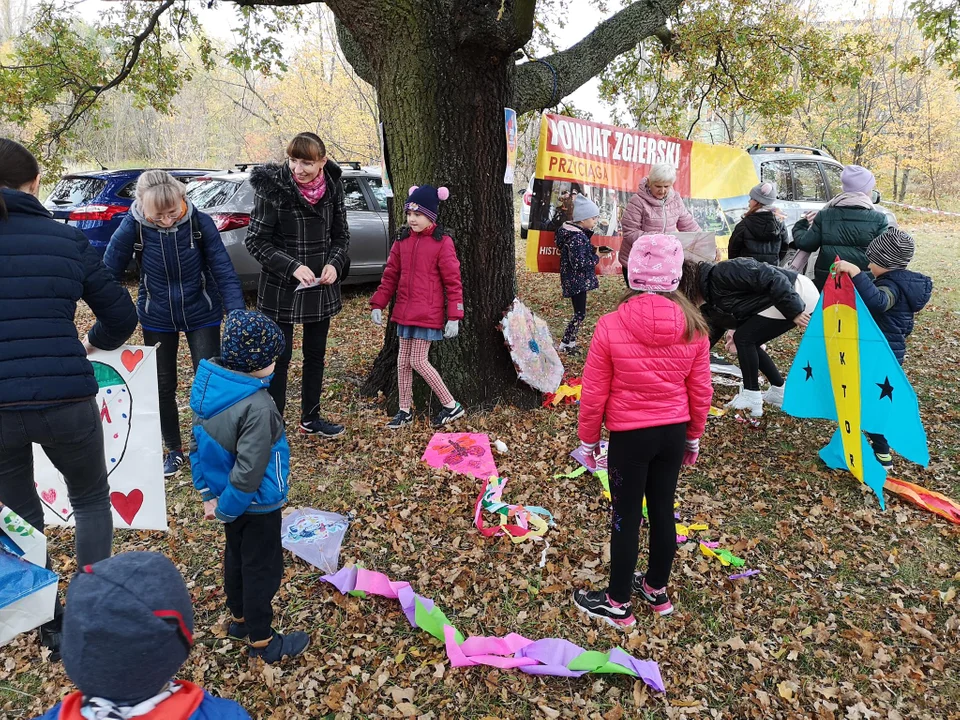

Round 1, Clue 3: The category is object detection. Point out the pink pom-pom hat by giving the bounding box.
[404,184,449,223]
[627,234,684,292]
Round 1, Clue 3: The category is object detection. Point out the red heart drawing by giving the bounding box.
[41,488,57,504]
[121,349,144,373]
[111,489,144,526]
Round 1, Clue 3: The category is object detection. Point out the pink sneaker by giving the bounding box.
[633,574,674,616]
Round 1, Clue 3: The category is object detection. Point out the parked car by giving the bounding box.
[43,168,214,255]
[518,175,534,239]
[186,163,390,289]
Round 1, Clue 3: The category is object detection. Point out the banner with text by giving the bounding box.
[525,114,759,274]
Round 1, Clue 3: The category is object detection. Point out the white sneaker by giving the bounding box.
[726,387,763,417]
[762,383,785,408]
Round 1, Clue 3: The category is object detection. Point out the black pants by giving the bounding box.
[223,510,283,643]
[607,423,686,603]
[0,399,112,566]
[142,326,221,452]
[867,433,889,455]
[269,320,331,420]
[562,292,588,345]
[729,316,795,391]
[622,264,630,289]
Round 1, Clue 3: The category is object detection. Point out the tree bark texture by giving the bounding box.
[323,0,680,412]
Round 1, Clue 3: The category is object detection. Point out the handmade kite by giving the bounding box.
[783,268,929,508]
[474,476,554,543]
[501,298,564,394]
[883,477,960,525]
[699,541,746,568]
[34,346,167,530]
[422,433,499,479]
[0,506,58,645]
[281,509,350,574]
[322,566,665,690]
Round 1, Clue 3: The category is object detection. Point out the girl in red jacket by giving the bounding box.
[573,235,713,627]
[370,185,465,429]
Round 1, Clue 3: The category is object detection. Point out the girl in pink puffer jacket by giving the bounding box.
[573,235,713,628]
[619,164,700,286]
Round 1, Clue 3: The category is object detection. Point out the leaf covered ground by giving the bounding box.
[3,218,959,720]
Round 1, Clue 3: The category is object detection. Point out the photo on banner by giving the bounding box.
[33,345,168,531]
[504,108,518,185]
[524,113,759,275]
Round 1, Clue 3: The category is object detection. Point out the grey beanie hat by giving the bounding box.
[749,181,778,206]
[571,194,601,223]
[61,552,194,704]
[866,227,915,270]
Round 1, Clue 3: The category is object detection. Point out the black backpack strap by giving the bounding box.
[133,221,144,277]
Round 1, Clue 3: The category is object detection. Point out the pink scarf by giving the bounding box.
[294,171,326,205]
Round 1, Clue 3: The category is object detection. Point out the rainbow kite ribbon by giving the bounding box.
[474,476,554,542]
[321,566,665,689]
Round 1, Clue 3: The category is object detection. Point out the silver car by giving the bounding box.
[186,164,391,289]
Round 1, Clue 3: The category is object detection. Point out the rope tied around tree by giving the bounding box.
[534,58,560,108]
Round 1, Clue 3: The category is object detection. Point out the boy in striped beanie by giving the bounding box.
[835,227,932,471]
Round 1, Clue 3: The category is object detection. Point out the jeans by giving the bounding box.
[142,326,222,452]
[607,423,686,603]
[562,292,588,345]
[728,316,796,391]
[223,510,283,643]
[0,399,113,566]
[269,320,331,421]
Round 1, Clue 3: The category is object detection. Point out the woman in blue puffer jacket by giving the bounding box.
[104,171,244,477]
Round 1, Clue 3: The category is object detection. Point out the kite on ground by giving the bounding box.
[883,477,960,524]
[783,268,929,508]
[422,433,499,479]
[500,298,565,394]
[474,476,554,543]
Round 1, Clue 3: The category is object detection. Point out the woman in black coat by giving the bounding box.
[0,138,137,656]
[678,258,814,419]
[244,133,350,438]
[727,181,789,265]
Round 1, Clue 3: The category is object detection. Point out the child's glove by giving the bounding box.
[579,441,600,471]
[371,309,383,325]
[682,438,700,466]
[444,320,459,339]
[203,498,218,521]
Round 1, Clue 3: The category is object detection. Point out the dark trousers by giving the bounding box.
[607,423,686,603]
[142,326,221,452]
[562,292,588,345]
[729,316,795,391]
[269,320,331,420]
[622,264,630,289]
[0,399,112,566]
[223,510,283,643]
[867,433,889,455]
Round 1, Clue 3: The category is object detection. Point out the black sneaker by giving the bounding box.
[875,452,893,471]
[572,589,636,630]
[227,618,248,639]
[299,418,345,438]
[249,630,310,663]
[163,450,185,478]
[633,573,674,616]
[386,410,413,429]
[431,402,464,428]
[39,620,62,662]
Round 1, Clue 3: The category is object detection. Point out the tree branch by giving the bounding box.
[511,0,682,115]
[333,15,376,86]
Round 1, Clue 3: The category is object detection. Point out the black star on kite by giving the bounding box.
[877,376,894,401]
[803,362,814,381]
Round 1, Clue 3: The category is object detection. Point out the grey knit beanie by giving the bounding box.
[749,181,778,206]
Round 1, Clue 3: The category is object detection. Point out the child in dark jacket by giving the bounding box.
[34,551,250,720]
[190,310,309,663]
[835,228,932,470]
[555,194,601,355]
[369,185,465,430]
[728,182,789,265]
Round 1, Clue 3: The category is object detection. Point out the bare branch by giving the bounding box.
[511,0,682,115]
[334,15,376,86]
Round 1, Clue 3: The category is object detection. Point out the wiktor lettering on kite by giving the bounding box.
[783,268,929,508]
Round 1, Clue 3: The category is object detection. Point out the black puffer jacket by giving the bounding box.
[245,162,350,324]
[727,210,789,265]
[698,258,805,322]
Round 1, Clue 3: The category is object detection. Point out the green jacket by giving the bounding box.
[793,206,888,289]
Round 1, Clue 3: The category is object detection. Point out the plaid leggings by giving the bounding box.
[398,338,454,409]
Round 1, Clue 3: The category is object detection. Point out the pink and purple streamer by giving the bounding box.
[322,566,664,691]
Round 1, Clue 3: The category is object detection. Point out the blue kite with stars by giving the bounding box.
[782,271,929,509]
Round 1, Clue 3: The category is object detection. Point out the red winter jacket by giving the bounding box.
[369,224,464,330]
[619,179,700,267]
[578,293,712,444]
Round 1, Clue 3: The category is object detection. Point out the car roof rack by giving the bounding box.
[338,161,363,170]
[746,144,833,158]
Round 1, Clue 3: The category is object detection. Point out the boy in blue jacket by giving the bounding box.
[34,551,250,720]
[190,310,309,663]
[835,227,933,471]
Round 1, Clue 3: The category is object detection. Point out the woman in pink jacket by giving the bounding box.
[573,235,713,627]
[619,163,700,287]
[370,185,465,429]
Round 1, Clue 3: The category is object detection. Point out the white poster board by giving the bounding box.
[34,345,168,531]
[0,506,58,645]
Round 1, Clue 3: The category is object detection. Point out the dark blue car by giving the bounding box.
[44,168,214,255]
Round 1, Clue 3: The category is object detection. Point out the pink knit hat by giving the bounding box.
[627,234,683,292]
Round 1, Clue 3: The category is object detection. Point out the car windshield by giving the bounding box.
[46,177,107,206]
[186,179,242,208]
